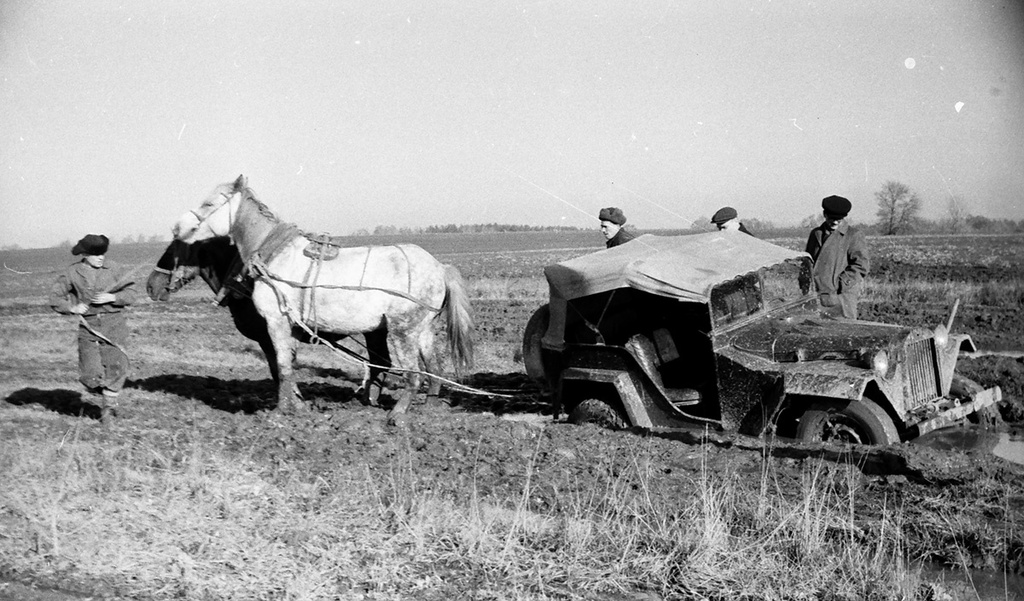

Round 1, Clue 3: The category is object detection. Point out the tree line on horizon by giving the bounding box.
[5,180,1020,252]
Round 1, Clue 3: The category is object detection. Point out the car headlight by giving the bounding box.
[933,324,949,348]
[871,350,889,377]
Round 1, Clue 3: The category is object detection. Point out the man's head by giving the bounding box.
[821,195,851,231]
[598,207,626,240]
[72,234,109,267]
[711,206,739,231]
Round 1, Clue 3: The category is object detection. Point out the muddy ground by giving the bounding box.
[3,289,1024,598]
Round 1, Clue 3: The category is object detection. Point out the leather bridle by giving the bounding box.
[185,190,237,240]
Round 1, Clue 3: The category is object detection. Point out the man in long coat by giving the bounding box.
[805,195,869,319]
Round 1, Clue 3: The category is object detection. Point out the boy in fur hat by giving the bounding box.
[598,207,638,248]
[50,234,137,420]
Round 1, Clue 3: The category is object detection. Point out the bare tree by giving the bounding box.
[874,180,921,235]
[799,213,822,229]
[944,195,969,234]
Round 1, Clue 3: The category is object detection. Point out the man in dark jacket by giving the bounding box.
[598,207,638,248]
[711,206,754,236]
[805,195,870,319]
[50,234,137,419]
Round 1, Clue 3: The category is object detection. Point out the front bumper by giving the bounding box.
[910,386,1003,438]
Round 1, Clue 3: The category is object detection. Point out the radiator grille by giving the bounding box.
[905,338,940,406]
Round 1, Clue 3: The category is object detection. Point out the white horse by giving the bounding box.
[171,175,474,420]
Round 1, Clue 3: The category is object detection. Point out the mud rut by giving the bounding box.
[100,299,1024,485]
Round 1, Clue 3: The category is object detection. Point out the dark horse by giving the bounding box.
[146,237,282,383]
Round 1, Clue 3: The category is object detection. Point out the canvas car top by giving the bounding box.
[541,232,809,350]
[545,233,807,304]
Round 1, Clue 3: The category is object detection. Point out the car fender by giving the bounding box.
[719,345,871,402]
[560,367,654,428]
[777,367,870,401]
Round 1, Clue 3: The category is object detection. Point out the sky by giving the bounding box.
[1,1,1022,249]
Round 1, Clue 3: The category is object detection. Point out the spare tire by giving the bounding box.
[522,304,551,385]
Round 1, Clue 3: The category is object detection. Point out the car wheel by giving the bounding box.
[796,398,899,445]
[522,304,551,385]
[568,398,628,430]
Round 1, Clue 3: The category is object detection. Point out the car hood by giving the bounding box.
[727,310,915,363]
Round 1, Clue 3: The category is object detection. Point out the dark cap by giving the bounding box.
[71,234,109,256]
[598,207,626,225]
[711,206,737,224]
[821,195,852,218]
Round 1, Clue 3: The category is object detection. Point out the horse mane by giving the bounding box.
[197,182,238,212]
[196,181,282,227]
[240,186,282,224]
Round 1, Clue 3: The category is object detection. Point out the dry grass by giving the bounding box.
[0,418,941,600]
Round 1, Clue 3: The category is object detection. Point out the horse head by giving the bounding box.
[147,238,243,301]
[146,239,202,301]
[172,174,247,244]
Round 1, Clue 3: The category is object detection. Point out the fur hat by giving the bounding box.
[711,206,737,225]
[821,195,852,218]
[598,207,626,225]
[71,234,109,256]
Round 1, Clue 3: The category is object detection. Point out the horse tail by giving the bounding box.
[442,264,475,374]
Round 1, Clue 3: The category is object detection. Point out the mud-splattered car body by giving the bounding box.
[523,232,1001,444]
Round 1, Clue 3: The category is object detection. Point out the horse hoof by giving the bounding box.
[387,412,409,428]
[357,386,381,407]
[423,394,448,409]
[277,399,307,414]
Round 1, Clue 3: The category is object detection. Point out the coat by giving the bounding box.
[606,226,638,248]
[50,260,137,316]
[805,221,869,318]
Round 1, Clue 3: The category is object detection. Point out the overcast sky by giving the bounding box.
[2,1,1022,249]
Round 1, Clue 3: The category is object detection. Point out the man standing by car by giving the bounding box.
[598,207,638,248]
[805,195,869,319]
[710,206,754,236]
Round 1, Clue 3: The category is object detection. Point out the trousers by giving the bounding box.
[77,312,129,393]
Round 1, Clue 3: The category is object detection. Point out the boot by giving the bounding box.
[101,389,121,423]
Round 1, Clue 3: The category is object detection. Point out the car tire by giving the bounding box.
[522,304,551,385]
[796,398,899,445]
[568,398,628,430]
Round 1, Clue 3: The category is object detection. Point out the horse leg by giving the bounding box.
[264,313,303,413]
[418,325,443,404]
[360,329,390,407]
[385,332,423,425]
[257,336,281,385]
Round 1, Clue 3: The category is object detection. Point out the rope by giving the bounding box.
[248,255,444,312]
[249,259,511,399]
[62,252,165,365]
[78,314,130,360]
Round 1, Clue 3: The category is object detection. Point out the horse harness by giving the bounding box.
[242,224,443,337]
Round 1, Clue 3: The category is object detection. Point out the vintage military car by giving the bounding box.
[522,232,1001,445]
